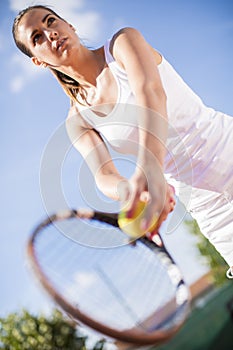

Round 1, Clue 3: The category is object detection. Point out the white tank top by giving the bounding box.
[78,39,233,198]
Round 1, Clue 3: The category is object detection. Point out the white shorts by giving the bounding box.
[187,187,233,267]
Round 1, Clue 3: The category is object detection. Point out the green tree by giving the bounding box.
[0,309,106,350]
[185,219,228,286]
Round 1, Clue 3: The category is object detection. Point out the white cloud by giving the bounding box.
[10,0,102,42]
[10,76,24,93]
[9,0,103,92]
[10,0,83,12]
[64,271,97,301]
[74,271,97,288]
[9,53,45,93]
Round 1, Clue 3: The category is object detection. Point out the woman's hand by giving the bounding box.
[119,162,176,233]
[151,182,176,234]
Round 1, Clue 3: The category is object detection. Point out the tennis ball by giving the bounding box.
[118,201,158,238]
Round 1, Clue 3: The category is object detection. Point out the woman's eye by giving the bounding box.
[33,33,41,45]
[47,17,56,26]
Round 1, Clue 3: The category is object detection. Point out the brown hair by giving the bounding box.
[12,5,87,105]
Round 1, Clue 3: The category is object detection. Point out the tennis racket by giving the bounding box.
[27,208,190,346]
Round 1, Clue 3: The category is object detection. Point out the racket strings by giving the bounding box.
[37,227,78,277]
[57,217,126,248]
[95,264,147,331]
[34,218,185,332]
[109,260,173,314]
[94,259,177,331]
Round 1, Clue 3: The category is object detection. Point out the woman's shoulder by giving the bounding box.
[107,27,148,68]
[109,27,144,51]
[111,27,143,39]
[108,27,162,66]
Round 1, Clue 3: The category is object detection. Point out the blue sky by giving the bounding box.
[1,0,233,319]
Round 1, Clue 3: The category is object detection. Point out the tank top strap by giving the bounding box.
[104,39,114,65]
[104,39,129,79]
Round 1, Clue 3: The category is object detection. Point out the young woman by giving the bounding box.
[12,5,233,278]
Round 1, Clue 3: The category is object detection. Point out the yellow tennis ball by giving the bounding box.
[118,201,158,238]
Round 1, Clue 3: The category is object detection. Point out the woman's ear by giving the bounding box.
[31,57,45,67]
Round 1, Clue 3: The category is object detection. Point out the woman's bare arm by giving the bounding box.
[110,28,170,228]
[66,106,127,201]
[111,27,167,166]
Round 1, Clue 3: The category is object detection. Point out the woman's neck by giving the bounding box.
[61,45,106,87]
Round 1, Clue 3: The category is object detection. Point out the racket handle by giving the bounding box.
[93,211,119,227]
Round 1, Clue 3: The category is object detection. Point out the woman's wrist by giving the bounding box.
[136,150,165,173]
[116,178,130,202]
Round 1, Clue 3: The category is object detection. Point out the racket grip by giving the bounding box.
[93,211,119,227]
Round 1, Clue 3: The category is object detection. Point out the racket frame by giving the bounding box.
[27,209,190,345]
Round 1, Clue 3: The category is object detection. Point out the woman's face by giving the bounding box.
[17,8,79,68]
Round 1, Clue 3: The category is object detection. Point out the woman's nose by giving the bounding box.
[48,30,58,41]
